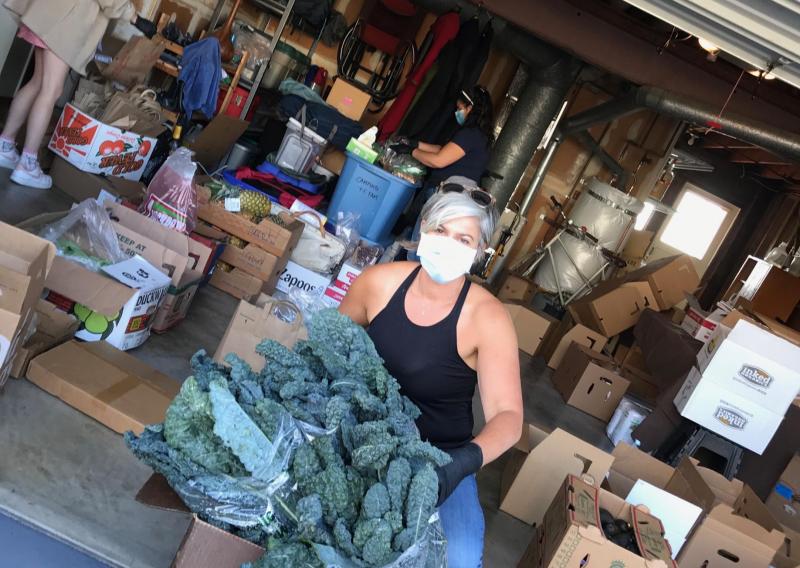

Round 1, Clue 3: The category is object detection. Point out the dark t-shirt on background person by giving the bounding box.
[426,126,489,188]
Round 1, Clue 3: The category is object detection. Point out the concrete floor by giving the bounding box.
[0,169,613,567]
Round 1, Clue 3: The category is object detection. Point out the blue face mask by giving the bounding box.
[455,109,467,126]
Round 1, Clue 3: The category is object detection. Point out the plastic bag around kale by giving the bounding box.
[140,147,198,233]
[38,199,127,272]
[277,285,328,325]
[311,513,447,568]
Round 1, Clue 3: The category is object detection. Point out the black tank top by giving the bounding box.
[368,266,477,449]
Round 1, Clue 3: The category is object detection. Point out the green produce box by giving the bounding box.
[345,138,378,164]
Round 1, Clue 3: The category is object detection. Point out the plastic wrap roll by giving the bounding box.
[534,179,643,295]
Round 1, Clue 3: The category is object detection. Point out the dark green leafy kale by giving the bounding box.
[403,464,439,549]
[361,483,390,519]
[127,308,449,567]
[163,377,245,475]
[386,458,412,512]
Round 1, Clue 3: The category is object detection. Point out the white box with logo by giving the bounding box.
[695,320,800,415]
[275,260,331,297]
[674,367,785,454]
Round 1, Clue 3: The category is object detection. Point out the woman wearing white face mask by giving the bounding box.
[339,188,523,568]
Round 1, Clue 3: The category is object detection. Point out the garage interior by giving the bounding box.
[0,0,799,567]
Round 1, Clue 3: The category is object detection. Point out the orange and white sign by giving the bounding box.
[48,104,157,181]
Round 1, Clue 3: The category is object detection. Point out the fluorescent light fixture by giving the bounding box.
[697,37,720,53]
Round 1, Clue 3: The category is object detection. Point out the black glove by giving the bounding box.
[435,442,483,506]
[389,142,414,155]
[134,16,158,39]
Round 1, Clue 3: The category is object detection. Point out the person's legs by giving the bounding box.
[0,48,44,168]
[437,474,485,568]
[11,48,69,189]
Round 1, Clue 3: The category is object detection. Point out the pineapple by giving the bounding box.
[240,190,271,219]
[217,260,234,273]
[229,236,247,249]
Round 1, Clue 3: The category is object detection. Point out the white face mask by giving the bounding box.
[417,233,478,284]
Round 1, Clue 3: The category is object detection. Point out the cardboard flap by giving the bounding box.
[608,443,675,496]
[136,473,190,513]
[187,237,213,274]
[173,516,264,567]
[0,267,31,314]
[0,222,56,273]
[187,114,249,170]
[107,202,189,286]
[734,485,783,533]
[632,506,675,565]
[46,256,135,316]
[708,504,786,553]
[666,458,719,513]
[34,299,79,339]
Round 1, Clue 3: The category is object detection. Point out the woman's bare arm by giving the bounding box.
[471,301,523,464]
[417,141,442,153]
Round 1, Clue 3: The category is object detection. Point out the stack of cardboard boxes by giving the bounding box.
[0,223,56,388]
[196,186,305,302]
[504,427,798,568]
[674,313,800,454]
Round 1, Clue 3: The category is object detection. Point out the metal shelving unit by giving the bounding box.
[209,0,297,120]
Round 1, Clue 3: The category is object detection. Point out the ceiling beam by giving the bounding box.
[728,149,793,165]
[474,0,800,131]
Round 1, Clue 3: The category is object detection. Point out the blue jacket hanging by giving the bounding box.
[179,38,222,118]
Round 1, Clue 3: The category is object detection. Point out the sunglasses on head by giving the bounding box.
[439,183,495,208]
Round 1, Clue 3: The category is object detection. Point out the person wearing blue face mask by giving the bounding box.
[340,188,523,568]
[391,85,494,261]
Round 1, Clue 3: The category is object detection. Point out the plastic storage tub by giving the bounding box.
[275,117,327,174]
[327,152,418,245]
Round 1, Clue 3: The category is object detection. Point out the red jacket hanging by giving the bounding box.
[378,11,460,140]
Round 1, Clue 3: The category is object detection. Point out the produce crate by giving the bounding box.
[218,243,282,283]
[197,187,304,260]
[210,267,271,302]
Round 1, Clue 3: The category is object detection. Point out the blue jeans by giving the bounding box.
[438,474,485,568]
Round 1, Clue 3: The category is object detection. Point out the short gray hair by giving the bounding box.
[420,190,498,250]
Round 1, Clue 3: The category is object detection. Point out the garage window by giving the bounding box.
[659,188,729,259]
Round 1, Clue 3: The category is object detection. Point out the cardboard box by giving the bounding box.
[214,298,306,371]
[505,303,557,356]
[48,103,159,181]
[107,202,191,288]
[674,367,785,454]
[0,223,56,385]
[326,78,371,121]
[767,454,800,533]
[190,224,228,283]
[519,475,677,568]
[695,319,800,415]
[624,254,700,311]
[197,187,304,260]
[50,156,146,205]
[568,280,653,337]
[275,260,332,297]
[497,274,538,304]
[541,317,607,370]
[619,365,661,406]
[773,526,800,568]
[219,243,281,286]
[26,341,180,434]
[605,442,676,498]
[10,300,79,379]
[681,295,729,342]
[135,474,264,568]
[499,423,614,525]
[321,148,346,176]
[45,255,170,350]
[186,114,250,172]
[210,268,266,302]
[668,459,786,567]
[551,343,630,422]
[151,272,202,333]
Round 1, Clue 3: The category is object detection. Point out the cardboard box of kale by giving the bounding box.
[135,473,264,568]
[26,341,180,434]
[517,474,677,567]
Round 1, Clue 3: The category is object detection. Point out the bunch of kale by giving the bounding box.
[125,309,449,567]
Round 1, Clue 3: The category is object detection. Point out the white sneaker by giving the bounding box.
[11,162,52,189]
[0,147,19,169]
